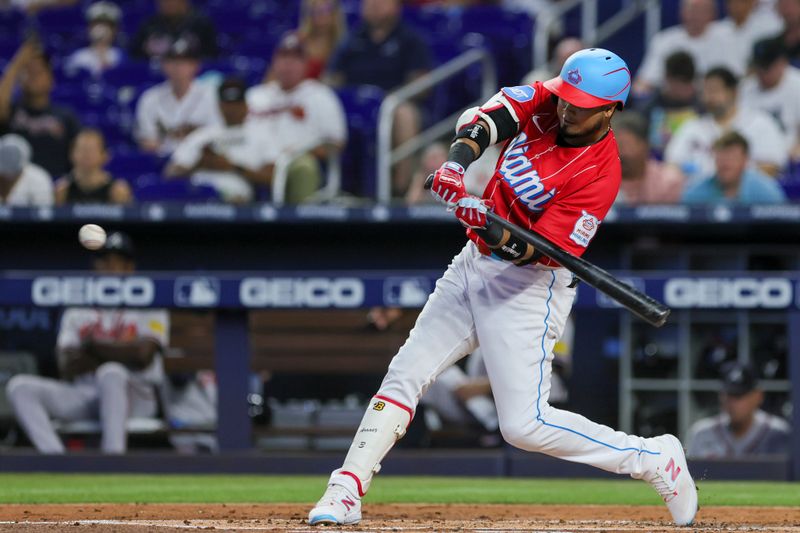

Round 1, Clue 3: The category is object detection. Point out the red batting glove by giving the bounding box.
[429,161,467,207]
[454,196,494,229]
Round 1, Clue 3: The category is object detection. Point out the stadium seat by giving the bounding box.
[335,85,384,196]
[201,56,267,87]
[52,82,119,119]
[0,7,25,34]
[460,6,533,86]
[52,417,168,435]
[33,4,88,53]
[105,151,165,182]
[234,32,284,62]
[103,62,163,89]
[134,173,220,202]
[405,6,462,40]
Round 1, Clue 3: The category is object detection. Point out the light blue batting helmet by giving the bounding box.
[543,48,631,108]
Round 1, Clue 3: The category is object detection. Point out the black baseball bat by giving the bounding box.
[424,175,670,327]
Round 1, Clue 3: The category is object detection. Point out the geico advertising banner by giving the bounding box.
[0,273,439,309]
[586,276,796,310]
[0,273,797,310]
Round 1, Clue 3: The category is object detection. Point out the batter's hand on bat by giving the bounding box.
[455,196,493,229]
[429,161,467,207]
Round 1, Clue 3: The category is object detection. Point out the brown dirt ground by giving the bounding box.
[0,504,798,532]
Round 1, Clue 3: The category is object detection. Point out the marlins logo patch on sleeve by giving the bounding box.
[569,211,600,247]
[502,85,535,102]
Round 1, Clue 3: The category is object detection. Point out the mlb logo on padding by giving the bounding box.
[503,85,535,102]
[384,277,432,307]
[175,277,220,307]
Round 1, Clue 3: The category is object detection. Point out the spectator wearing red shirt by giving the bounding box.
[297,0,347,80]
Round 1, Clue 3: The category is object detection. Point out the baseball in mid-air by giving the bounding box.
[78,224,107,250]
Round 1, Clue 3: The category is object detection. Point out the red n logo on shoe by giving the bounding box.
[665,458,681,482]
[341,497,355,511]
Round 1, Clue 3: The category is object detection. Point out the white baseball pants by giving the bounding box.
[7,362,157,454]
[341,242,660,489]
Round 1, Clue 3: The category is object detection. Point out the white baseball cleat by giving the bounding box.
[638,434,698,526]
[308,472,362,526]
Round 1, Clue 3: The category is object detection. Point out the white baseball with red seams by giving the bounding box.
[310,71,697,527]
[78,224,107,250]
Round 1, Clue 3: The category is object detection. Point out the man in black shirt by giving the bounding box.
[326,0,431,92]
[326,0,432,197]
[0,41,81,178]
[130,0,218,60]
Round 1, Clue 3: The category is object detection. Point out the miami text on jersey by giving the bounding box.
[499,133,556,212]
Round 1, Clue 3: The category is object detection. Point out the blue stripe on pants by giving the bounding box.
[534,270,658,456]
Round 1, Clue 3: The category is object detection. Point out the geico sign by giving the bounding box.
[240,277,364,308]
[664,278,792,309]
[32,277,154,307]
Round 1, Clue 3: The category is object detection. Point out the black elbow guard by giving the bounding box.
[483,106,518,142]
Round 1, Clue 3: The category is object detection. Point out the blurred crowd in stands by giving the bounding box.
[0,0,799,206]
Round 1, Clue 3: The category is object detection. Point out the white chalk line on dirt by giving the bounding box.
[1,520,799,532]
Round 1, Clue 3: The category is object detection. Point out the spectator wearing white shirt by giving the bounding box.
[634,0,742,97]
[65,2,124,78]
[740,36,800,159]
[167,78,321,203]
[134,38,222,157]
[714,0,784,70]
[665,67,788,182]
[247,33,347,168]
[0,134,53,206]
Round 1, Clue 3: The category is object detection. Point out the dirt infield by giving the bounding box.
[0,503,798,532]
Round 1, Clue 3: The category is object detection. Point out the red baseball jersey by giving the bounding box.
[468,82,621,266]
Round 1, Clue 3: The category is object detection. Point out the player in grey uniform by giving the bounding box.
[687,361,791,458]
[419,350,498,437]
[6,232,169,454]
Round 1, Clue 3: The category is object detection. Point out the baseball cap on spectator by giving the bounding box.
[752,37,786,69]
[86,1,122,24]
[164,37,201,60]
[98,231,135,259]
[0,143,24,179]
[218,78,247,103]
[0,134,32,166]
[275,32,305,56]
[720,361,758,396]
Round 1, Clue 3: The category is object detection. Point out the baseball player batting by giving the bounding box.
[308,48,698,527]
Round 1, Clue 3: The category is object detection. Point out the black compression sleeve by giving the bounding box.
[448,141,476,170]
